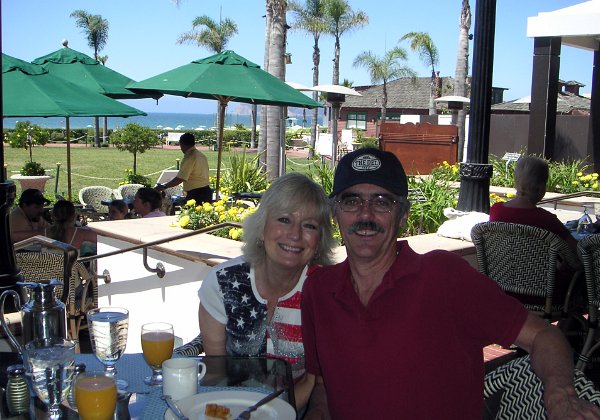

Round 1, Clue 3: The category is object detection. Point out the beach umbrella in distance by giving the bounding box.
[129,50,320,198]
[2,53,146,198]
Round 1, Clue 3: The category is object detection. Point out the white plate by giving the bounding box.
[163,390,296,420]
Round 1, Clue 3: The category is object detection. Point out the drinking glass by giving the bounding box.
[25,337,76,420]
[578,205,594,234]
[141,322,174,386]
[75,372,117,420]
[87,307,129,390]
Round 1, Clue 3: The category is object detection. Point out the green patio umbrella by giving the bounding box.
[2,53,146,198]
[129,50,321,197]
[32,43,159,147]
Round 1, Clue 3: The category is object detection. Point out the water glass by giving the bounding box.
[87,307,129,390]
[75,372,117,420]
[25,337,76,420]
[141,322,174,386]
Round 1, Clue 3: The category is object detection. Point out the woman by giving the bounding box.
[46,200,97,257]
[489,155,579,305]
[489,155,576,248]
[198,172,336,409]
[133,187,166,218]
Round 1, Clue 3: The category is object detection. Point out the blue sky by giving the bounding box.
[2,0,594,114]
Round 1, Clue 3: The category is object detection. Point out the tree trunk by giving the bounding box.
[94,117,100,147]
[259,4,272,172]
[265,0,286,180]
[250,104,257,149]
[429,70,437,115]
[332,34,341,85]
[309,34,321,159]
[454,0,471,162]
[381,81,388,122]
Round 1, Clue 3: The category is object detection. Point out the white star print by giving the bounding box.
[232,280,240,289]
[250,309,258,319]
[241,294,249,303]
[237,317,244,328]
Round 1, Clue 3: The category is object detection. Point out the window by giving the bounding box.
[346,112,367,130]
[376,112,401,121]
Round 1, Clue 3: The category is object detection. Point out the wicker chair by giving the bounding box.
[79,186,114,215]
[13,236,98,343]
[115,183,144,201]
[576,234,600,370]
[484,355,600,419]
[471,222,584,321]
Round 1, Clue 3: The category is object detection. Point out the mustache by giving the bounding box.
[348,221,385,234]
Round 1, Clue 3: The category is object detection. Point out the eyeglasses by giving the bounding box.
[336,195,398,213]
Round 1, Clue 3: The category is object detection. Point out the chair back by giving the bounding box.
[471,222,581,318]
[78,186,114,214]
[116,184,144,201]
[575,234,600,370]
[484,355,600,419]
[14,237,98,341]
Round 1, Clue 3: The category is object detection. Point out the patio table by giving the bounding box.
[0,352,295,419]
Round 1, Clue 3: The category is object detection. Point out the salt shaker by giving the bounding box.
[67,362,86,409]
[5,364,30,416]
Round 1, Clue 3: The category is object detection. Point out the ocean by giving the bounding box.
[2,112,323,130]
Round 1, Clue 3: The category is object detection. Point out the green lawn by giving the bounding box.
[4,144,313,200]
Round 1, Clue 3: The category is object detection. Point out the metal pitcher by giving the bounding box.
[0,279,67,354]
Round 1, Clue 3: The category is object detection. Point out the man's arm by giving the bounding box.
[304,375,331,420]
[515,313,600,419]
[155,177,184,191]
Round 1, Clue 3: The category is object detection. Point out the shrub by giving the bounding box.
[20,161,46,176]
[221,149,268,195]
[120,169,151,187]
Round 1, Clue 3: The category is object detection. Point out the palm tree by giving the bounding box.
[70,10,109,60]
[176,15,238,53]
[70,10,109,148]
[324,0,368,86]
[288,0,328,159]
[353,48,416,123]
[177,15,238,153]
[400,32,439,115]
[453,0,472,162]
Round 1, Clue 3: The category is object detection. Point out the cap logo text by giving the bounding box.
[352,154,381,171]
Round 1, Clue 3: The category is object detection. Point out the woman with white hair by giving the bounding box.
[197,172,336,409]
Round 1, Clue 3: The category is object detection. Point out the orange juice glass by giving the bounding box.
[141,322,174,386]
[75,373,117,420]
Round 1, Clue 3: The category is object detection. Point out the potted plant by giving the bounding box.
[9,121,53,192]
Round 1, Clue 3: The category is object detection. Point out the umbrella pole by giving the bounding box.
[66,118,72,200]
[215,100,228,200]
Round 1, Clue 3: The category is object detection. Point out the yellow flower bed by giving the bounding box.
[174,197,255,241]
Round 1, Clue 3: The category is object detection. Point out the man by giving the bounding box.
[133,187,166,218]
[301,148,600,419]
[10,188,50,242]
[155,132,212,204]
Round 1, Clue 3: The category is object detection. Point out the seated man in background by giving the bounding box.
[133,187,166,218]
[108,199,131,221]
[10,188,50,242]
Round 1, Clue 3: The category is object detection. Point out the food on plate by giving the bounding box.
[204,403,232,420]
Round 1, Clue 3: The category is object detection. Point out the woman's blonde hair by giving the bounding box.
[241,172,336,266]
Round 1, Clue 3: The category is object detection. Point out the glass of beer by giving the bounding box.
[141,322,174,386]
[74,373,117,420]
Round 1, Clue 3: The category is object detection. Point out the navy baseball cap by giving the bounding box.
[330,148,408,198]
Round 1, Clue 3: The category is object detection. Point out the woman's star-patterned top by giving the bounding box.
[198,256,308,378]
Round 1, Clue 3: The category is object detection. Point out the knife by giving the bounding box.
[162,394,190,420]
[235,388,286,420]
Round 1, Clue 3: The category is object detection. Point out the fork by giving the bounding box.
[235,388,286,420]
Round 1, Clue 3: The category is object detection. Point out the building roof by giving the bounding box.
[491,91,591,114]
[341,76,455,110]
